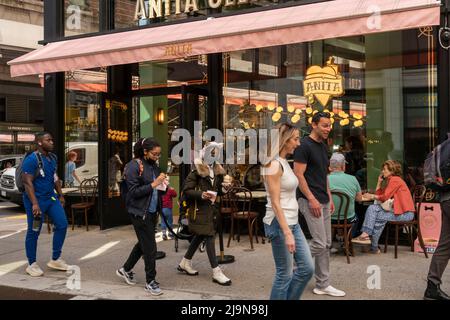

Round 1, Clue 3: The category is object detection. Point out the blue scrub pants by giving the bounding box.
[24,195,68,265]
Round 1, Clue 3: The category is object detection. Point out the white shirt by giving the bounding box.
[263,157,299,226]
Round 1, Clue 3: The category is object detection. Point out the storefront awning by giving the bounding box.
[8,0,441,77]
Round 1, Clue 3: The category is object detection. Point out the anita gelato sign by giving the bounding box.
[135,0,261,19]
[303,57,344,107]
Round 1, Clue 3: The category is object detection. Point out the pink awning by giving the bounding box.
[9,0,441,77]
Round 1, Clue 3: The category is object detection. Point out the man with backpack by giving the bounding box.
[423,134,450,300]
[19,132,69,277]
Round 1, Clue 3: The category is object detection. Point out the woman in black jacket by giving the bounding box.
[177,142,232,286]
[116,138,167,296]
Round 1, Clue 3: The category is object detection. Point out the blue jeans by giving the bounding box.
[161,208,173,232]
[361,204,414,251]
[24,195,68,265]
[264,219,314,300]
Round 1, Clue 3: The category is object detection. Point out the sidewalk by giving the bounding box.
[0,220,449,300]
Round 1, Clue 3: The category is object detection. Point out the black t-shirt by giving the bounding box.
[294,136,329,204]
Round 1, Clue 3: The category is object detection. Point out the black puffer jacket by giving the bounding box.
[125,158,164,217]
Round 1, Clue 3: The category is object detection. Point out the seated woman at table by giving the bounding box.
[352,160,415,253]
[262,123,314,300]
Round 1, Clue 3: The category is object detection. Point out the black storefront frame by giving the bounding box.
[42,0,450,229]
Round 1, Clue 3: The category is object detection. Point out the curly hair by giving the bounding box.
[382,160,402,176]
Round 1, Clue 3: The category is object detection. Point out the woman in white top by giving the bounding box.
[263,123,314,300]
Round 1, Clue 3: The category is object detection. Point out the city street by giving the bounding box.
[0,200,448,300]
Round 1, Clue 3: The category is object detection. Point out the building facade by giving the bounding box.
[7,0,450,229]
[0,0,45,155]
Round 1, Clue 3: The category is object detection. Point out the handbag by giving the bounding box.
[380,198,394,212]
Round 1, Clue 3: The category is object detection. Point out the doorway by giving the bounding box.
[136,85,208,216]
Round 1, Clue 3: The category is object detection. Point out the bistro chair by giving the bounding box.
[227,187,259,250]
[220,186,238,217]
[331,190,355,264]
[383,184,428,259]
[70,178,97,231]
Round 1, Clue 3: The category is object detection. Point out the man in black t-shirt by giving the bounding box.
[293,112,346,297]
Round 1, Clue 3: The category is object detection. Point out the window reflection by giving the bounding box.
[64,68,105,187]
[223,29,438,192]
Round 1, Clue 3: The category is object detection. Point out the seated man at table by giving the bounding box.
[328,153,363,241]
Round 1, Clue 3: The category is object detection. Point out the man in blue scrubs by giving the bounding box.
[22,132,69,277]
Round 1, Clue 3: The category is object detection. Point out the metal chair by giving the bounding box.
[70,178,97,231]
[331,190,355,264]
[227,187,259,250]
[383,185,428,259]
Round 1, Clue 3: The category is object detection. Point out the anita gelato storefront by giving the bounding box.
[7,0,448,228]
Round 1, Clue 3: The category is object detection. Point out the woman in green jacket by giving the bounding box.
[177,142,232,286]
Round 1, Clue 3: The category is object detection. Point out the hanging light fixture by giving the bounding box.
[354,120,364,127]
[272,112,281,122]
[157,108,165,124]
[291,114,301,123]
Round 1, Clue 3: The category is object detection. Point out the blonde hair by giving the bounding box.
[383,160,402,176]
[262,122,299,169]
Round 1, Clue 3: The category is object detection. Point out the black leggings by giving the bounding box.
[184,235,218,269]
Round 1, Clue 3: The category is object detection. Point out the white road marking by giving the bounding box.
[0,260,28,276]
[79,241,120,261]
[0,228,27,240]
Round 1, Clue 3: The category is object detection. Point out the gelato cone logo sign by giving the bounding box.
[303,57,344,107]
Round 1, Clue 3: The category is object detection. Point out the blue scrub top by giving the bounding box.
[22,152,57,199]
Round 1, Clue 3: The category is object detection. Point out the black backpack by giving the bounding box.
[424,133,450,191]
[120,158,143,203]
[15,151,57,192]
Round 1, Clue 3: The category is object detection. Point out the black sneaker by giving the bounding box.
[116,267,137,285]
[145,280,163,296]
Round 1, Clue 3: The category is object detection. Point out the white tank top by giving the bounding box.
[263,157,299,226]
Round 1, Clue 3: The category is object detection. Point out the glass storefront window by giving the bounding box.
[223,28,438,191]
[64,68,106,186]
[139,56,207,89]
[0,133,13,155]
[0,97,5,121]
[64,0,99,36]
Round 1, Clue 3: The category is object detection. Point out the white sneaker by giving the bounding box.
[313,285,346,297]
[330,247,339,254]
[26,262,44,277]
[177,258,199,276]
[212,266,231,286]
[47,258,69,271]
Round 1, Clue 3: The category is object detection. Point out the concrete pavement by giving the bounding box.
[0,201,449,300]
